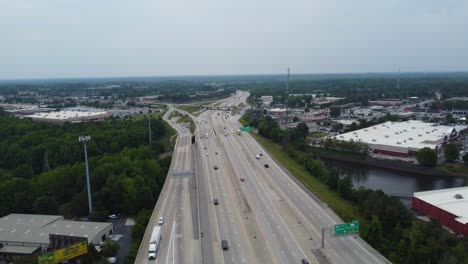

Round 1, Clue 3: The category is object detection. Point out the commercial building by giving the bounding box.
[260,96,273,108]
[412,187,468,236]
[332,120,466,157]
[24,109,110,123]
[0,214,113,256]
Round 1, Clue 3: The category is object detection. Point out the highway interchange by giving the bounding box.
[135,91,390,264]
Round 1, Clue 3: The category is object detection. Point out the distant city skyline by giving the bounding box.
[1,0,468,79]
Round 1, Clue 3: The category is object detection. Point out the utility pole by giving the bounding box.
[148,118,152,145]
[78,135,93,215]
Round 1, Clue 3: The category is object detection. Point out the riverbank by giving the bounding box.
[311,148,467,177]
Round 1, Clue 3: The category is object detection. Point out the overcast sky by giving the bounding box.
[1,0,467,79]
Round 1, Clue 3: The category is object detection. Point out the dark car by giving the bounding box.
[214,165,218,170]
[301,259,310,264]
[214,198,218,205]
[264,164,269,168]
[221,240,229,250]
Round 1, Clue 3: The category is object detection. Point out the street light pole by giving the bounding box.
[148,118,152,145]
[79,135,93,215]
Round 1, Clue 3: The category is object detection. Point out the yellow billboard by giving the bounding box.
[55,241,88,262]
[39,241,88,263]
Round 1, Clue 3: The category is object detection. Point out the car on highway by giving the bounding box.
[221,240,229,250]
[215,152,218,155]
[214,198,218,205]
[264,164,269,168]
[301,259,310,264]
[158,217,164,225]
[240,177,245,182]
[214,165,218,170]
[255,154,260,159]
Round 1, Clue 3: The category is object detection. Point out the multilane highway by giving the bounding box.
[136,91,390,264]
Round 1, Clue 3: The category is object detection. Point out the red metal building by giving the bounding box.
[412,187,468,236]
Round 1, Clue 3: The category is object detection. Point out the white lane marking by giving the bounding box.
[164,220,175,264]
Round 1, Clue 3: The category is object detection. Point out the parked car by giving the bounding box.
[108,214,120,220]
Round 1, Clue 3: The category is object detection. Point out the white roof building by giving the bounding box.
[333,120,466,156]
[25,110,110,123]
[413,187,468,236]
[0,214,113,254]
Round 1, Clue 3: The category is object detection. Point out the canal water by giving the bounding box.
[323,160,468,207]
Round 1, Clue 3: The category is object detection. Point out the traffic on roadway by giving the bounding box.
[135,91,390,264]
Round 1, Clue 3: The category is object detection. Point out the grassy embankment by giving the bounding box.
[177,115,196,134]
[177,104,204,116]
[168,110,179,120]
[252,133,369,231]
[437,163,468,177]
[309,131,328,138]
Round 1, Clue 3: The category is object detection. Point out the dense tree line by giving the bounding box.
[246,75,468,105]
[0,107,174,220]
[242,110,468,263]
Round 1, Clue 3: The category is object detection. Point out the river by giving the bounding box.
[323,160,468,207]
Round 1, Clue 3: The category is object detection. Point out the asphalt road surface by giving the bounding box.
[135,91,390,264]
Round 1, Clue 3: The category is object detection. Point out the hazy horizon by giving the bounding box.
[1,0,468,79]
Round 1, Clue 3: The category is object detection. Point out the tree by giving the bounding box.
[444,143,460,162]
[13,164,34,179]
[366,215,383,246]
[33,196,59,214]
[445,113,455,124]
[462,152,468,163]
[330,107,341,118]
[337,176,353,200]
[102,240,120,257]
[416,147,437,166]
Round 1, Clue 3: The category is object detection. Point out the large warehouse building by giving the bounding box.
[0,214,113,256]
[333,120,466,157]
[24,109,110,123]
[412,187,468,236]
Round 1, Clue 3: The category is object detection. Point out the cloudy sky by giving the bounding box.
[1,0,467,79]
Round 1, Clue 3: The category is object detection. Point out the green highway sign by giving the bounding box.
[240,126,251,132]
[333,220,359,236]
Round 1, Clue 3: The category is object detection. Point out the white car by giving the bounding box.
[158,217,164,225]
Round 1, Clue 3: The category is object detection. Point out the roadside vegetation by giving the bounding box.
[0,107,175,263]
[177,104,203,116]
[176,115,196,134]
[168,110,179,120]
[241,110,468,264]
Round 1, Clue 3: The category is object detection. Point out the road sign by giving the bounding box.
[240,126,251,132]
[333,220,359,236]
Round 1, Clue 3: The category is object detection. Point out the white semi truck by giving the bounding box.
[148,226,162,260]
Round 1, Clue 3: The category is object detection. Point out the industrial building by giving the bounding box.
[412,187,468,236]
[24,109,110,123]
[0,214,113,256]
[333,120,466,157]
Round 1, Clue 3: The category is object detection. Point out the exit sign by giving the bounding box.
[333,220,359,236]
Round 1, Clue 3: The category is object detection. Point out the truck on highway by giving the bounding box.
[148,226,162,260]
